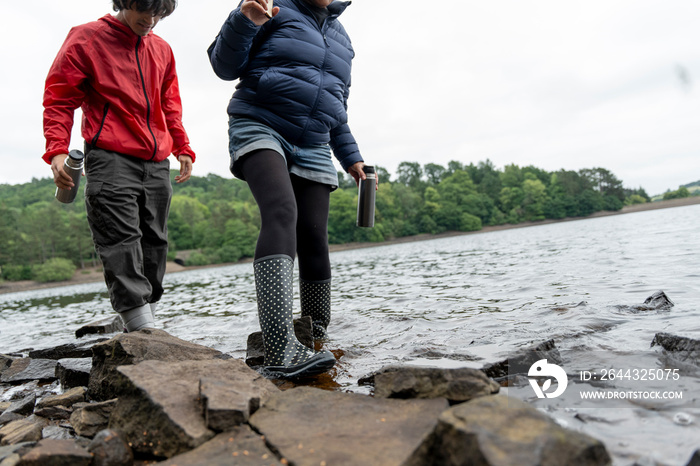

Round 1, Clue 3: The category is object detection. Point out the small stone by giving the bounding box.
[36,387,87,410]
[0,420,43,446]
[17,439,92,465]
[87,429,134,466]
[70,400,117,438]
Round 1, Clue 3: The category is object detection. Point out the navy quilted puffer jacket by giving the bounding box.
[207,0,362,171]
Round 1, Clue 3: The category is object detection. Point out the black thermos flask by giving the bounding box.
[356,165,376,228]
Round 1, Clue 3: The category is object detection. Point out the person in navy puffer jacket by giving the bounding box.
[208,0,375,379]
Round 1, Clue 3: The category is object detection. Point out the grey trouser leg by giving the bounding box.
[84,148,172,313]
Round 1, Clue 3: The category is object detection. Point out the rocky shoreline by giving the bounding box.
[1,196,699,296]
[2,301,699,465]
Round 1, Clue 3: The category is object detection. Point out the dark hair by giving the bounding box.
[113,0,177,18]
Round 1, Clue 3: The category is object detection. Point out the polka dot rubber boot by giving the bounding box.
[254,255,336,378]
[300,278,331,340]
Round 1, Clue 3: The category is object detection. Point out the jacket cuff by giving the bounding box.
[227,9,260,36]
[43,148,68,164]
[339,152,363,171]
[174,146,196,163]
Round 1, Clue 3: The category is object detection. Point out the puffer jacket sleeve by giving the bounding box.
[207,7,261,81]
[330,123,362,171]
[330,75,363,171]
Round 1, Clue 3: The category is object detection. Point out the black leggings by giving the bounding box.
[240,149,331,281]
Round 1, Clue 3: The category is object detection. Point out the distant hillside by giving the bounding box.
[651,180,700,201]
[682,180,700,192]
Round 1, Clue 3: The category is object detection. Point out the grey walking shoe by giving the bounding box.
[300,278,331,340]
[254,255,336,378]
[119,303,155,332]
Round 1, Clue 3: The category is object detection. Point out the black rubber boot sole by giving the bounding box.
[262,350,336,379]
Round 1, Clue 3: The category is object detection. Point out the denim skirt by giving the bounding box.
[228,116,339,189]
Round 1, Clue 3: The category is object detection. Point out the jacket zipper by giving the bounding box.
[90,103,110,147]
[135,37,158,160]
[300,17,332,139]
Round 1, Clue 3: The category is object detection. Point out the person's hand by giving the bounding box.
[241,0,279,26]
[348,161,378,190]
[51,154,75,190]
[175,155,193,183]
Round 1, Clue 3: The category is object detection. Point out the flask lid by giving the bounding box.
[364,165,375,174]
[68,150,85,161]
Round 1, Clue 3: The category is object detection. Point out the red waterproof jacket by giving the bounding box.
[43,15,195,164]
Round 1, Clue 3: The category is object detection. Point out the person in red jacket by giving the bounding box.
[43,0,195,332]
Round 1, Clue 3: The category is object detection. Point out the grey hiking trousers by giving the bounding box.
[84,147,172,313]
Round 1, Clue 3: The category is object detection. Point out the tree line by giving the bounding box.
[1,159,690,282]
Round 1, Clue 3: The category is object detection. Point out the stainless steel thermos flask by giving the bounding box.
[356,165,376,228]
[55,150,85,204]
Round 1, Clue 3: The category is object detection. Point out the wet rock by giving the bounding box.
[651,332,700,367]
[75,316,123,339]
[36,387,86,411]
[88,329,225,401]
[16,439,92,465]
[0,443,36,464]
[55,359,92,389]
[87,429,133,466]
[249,386,448,466]
[686,449,700,466]
[1,393,37,426]
[0,402,10,413]
[643,290,674,309]
[0,413,25,427]
[0,382,42,404]
[407,348,482,362]
[404,395,611,466]
[0,355,14,374]
[0,359,58,384]
[33,406,73,421]
[245,316,314,367]
[481,339,562,380]
[363,366,500,404]
[110,358,276,459]
[200,376,277,432]
[0,420,43,446]
[2,394,36,418]
[41,425,74,441]
[28,338,108,360]
[156,427,275,466]
[70,399,117,438]
[617,291,675,313]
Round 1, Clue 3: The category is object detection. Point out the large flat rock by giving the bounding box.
[249,386,448,466]
[404,395,611,466]
[110,358,277,459]
[88,329,225,400]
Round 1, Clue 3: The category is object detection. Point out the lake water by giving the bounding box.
[1,205,699,465]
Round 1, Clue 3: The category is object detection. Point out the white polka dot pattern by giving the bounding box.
[300,279,331,340]
[254,255,319,367]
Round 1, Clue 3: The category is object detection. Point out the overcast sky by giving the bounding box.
[2,1,698,195]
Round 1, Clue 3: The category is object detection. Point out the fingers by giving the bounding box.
[51,154,74,189]
[175,156,193,183]
[242,0,277,24]
[348,162,366,186]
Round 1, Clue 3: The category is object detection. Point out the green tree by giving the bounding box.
[396,161,424,191]
[328,188,357,244]
[522,178,548,221]
[663,186,690,200]
[33,258,76,283]
[423,163,446,185]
